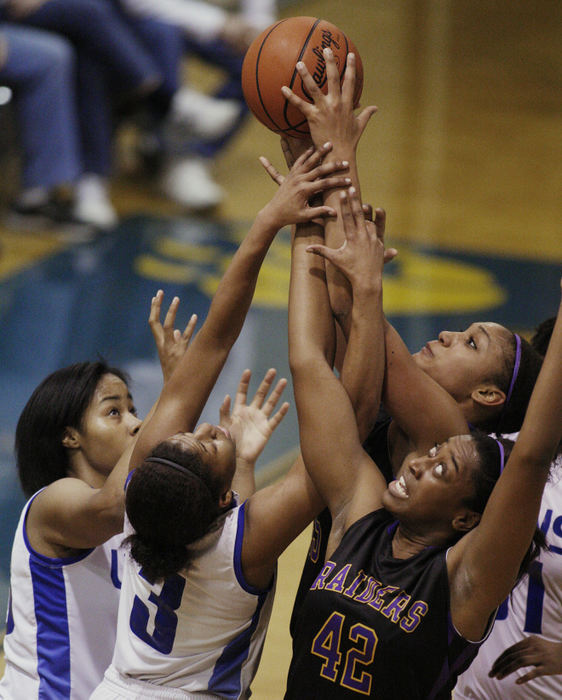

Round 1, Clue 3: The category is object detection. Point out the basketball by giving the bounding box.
[241,16,363,139]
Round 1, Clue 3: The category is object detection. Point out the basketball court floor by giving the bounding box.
[0,0,560,695]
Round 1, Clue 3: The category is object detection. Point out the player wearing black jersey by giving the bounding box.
[284,169,562,698]
[282,48,544,659]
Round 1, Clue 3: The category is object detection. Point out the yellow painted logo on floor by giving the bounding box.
[136,231,506,314]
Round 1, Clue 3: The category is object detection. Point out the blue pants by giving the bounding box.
[183,35,249,159]
[11,0,179,174]
[0,24,82,189]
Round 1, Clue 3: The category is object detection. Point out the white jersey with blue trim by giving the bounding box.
[94,498,275,699]
[455,451,562,700]
[0,491,125,699]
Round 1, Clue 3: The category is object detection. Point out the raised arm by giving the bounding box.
[218,368,289,501]
[290,188,388,539]
[29,294,199,551]
[130,143,350,469]
[282,48,377,332]
[449,281,562,640]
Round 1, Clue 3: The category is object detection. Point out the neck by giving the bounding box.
[391,523,452,559]
[67,456,107,489]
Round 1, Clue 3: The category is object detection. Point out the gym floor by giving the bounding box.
[0,1,560,695]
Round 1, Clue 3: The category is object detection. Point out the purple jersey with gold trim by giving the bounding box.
[285,508,490,699]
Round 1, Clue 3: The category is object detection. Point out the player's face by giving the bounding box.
[71,373,140,478]
[382,435,479,535]
[171,423,236,490]
[412,322,511,402]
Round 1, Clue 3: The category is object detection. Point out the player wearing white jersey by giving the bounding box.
[455,449,562,699]
[94,500,274,699]
[1,495,124,699]
[1,141,348,700]
[91,149,386,700]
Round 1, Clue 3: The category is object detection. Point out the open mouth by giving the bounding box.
[389,475,408,499]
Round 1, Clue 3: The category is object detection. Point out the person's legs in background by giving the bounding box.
[0,24,85,226]
[119,9,241,210]
[9,0,166,227]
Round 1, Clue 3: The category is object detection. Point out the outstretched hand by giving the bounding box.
[149,290,198,382]
[220,368,289,467]
[305,187,393,285]
[259,141,350,228]
[281,48,377,152]
[489,636,562,685]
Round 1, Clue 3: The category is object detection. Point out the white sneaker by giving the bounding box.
[161,157,224,210]
[170,87,241,141]
[74,174,118,229]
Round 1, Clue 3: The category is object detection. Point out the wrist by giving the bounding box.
[255,205,282,233]
[236,456,256,471]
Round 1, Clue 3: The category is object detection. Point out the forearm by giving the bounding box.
[201,209,279,350]
[288,222,336,373]
[323,150,360,336]
[513,294,562,467]
[341,282,384,440]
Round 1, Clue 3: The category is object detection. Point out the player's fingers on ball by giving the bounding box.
[323,48,341,92]
[341,52,356,102]
[295,61,323,99]
[281,85,307,112]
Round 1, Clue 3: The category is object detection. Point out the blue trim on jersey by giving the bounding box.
[23,494,95,566]
[5,589,14,634]
[30,556,71,698]
[207,589,269,699]
[232,502,272,596]
[125,469,136,489]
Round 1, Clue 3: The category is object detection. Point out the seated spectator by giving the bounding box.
[0,23,96,230]
[2,0,169,226]
[120,0,277,209]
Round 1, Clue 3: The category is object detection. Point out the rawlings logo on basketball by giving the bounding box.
[241,16,363,138]
[311,30,342,84]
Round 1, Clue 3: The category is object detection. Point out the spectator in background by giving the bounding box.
[120,0,277,208]
[0,23,95,230]
[2,0,170,228]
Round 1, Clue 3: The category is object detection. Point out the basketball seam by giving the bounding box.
[282,19,322,135]
[254,20,291,133]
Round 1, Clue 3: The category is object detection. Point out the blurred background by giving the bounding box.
[0,0,560,694]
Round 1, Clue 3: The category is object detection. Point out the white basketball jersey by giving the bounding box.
[455,453,562,700]
[0,492,125,700]
[97,499,275,699]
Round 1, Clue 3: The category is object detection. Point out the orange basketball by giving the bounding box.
[241,16,363,139]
